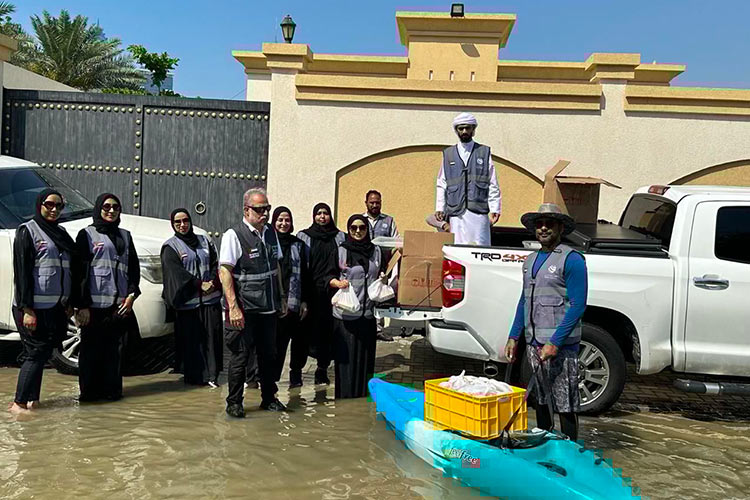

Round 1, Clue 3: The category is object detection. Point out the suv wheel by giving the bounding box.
[51,321,81,375]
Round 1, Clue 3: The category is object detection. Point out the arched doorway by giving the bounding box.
[335,145,543,233]
[673,159,750,186]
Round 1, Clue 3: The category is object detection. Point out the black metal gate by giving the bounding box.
[2,89,270,239]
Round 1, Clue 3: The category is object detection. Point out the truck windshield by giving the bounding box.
[0,167,94,228]
[619,195,677,249]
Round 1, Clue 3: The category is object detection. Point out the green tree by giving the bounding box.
[0,2,35,66]
[128,44,179,94]
[23,10,144,90]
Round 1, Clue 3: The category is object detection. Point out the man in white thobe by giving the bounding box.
[435,113,501,245]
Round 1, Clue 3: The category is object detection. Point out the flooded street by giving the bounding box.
[2,338,750,499]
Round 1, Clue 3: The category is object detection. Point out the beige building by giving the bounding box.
[234,11,750,231]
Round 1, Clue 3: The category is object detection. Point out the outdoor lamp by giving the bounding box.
[280,15,296,43]
[450,3,465,17]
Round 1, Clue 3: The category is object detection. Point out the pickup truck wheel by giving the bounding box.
[578,323,626,415]
[51,321,81,376]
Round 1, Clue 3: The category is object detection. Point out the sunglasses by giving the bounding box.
[173,218,190,226]
[350,224,368,233]
[534,218,558,229]
[245,205,271,214]
[42,201,64,210]
[102,203,121,212]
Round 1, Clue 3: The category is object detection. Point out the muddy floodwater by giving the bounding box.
[2,368,750,499]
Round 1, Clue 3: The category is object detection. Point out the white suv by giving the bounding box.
[0,156,175,374]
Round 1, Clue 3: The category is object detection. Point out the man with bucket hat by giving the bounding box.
[504,203,588,441]
[435,112,501,245]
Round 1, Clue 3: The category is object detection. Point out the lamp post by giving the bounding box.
[280,15,296,43]
[450,3,465,17]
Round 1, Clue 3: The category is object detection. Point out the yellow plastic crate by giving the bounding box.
[424,377,527,439]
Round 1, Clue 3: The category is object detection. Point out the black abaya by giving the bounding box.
[333,316,377,399]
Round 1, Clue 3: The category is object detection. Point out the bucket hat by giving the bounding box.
[521,203,576,235]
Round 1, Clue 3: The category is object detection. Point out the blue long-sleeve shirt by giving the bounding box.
[508,250,587,348]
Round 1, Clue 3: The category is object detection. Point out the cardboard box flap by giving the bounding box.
[556,176,621,189]
[402,230,454,258]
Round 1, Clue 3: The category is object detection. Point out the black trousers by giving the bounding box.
[78,306,129,401]
[12,305,67,405]
[333,316,377,399]
[535,404,579,441]
[225,312,277,406]
[175,304,223,385]
[274,313,308,381]
[310,288,334,372]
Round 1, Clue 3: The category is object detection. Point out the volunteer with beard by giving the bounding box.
[435,112,501,245]
[328,215,386,399]
[219,188,287,418]
[504,203,587,441]
[161,208,223,387]
[271,206,311,388]
[297,203,345,385]
[10,189,76,415]
[74,193,140,402]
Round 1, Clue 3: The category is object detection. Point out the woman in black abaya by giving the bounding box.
[161,208,223,386]
[297,203,345,385]
[328,214,386,399]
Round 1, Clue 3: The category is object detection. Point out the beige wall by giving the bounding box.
[2,62,79,92]
[335,146,542,231]
[673,159,750,186]
[265,76,750,230]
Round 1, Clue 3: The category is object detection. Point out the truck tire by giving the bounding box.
[519,322,626,415]
[51,320,175,376]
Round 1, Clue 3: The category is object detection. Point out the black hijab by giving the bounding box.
[33,188,76,255]
[341,214,375,269]
[303,202,340,242]
[92,193,125,255]
[170,208,200,249]
[272,206,302,288]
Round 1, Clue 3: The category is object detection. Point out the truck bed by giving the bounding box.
[486,223,667,258]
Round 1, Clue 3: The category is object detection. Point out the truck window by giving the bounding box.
[715,206,750,264]
[619,195,676,249]
[0,168,93,228]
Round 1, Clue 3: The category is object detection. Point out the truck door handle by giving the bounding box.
[693,274,729,290]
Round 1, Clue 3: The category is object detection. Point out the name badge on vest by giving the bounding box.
[477,158,484,165]
[449,161,455,165]
[248,248,260,259]
[35,240,48,251]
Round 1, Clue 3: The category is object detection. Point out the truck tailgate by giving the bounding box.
[375,306,442,322]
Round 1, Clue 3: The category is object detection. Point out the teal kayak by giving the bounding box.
[368,378,639,499]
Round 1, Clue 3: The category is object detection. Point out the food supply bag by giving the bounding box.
[331,286,361,313]
[368,279,395,303]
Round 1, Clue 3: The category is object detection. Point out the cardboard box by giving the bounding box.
[542,160,621,224]
[397,231,454,307]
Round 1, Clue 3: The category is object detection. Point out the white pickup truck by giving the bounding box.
[0,156,175,374]
[378,185,750,413]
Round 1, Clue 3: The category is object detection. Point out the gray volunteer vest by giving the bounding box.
[231,223,281,313]
[522,244,582,346]
[85,226,131,308]
[368,214,396,238]
[442,143,492,218]
[332,246,382,321]
[285,241,304,314]
[18,219,72,309]
[164,234,221,310]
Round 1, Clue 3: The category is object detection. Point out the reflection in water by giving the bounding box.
[1,369,750,499]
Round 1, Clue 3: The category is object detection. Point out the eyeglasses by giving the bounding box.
[245,205,271,214]
[350,224,368,233]
[102,203,121,212]
[173,218,190,226]
[42,201,64,210]
[535,218,557,229]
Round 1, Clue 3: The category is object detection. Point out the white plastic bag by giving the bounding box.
[331,286,361,313]
[367,279,395,303]
[438,370,514,396]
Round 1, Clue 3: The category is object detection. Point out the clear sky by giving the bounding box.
[11,1,750,99]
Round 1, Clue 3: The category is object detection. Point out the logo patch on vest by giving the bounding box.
[35,240,48,251]
[548,265,557,273]
[92,241,105,251]
[179,252,188,261]
[477,158,484,165]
